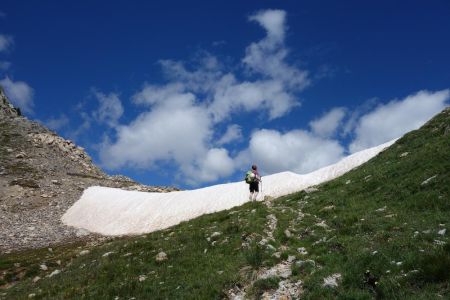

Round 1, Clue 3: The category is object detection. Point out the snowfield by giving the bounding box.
[62,140,396,236]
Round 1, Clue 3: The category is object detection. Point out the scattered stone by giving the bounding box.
[296,259,316,268]
[40,264,48,271]
[48,269,61,277]
[345,180,351,184]
[79,250,90,256]
[297,247,308,255]
[322,273,341,288]
[321,205,335,211]
[399,152,409,157]
[376,206,387,212]
[32,276,41,283]
[28,293,36,298]
[284,229,292,238]
[434,240,445,246]
[421,175,437,186]
[304,187,319,194]
[266,244,276,251]
[438,229,446,235]
[262,279,302,299]
[16,152,27,159]
[138,275,147,282]
[102,251,114,257]
[210,232,221,239]
[314,221,329,228]
[75,228,90,237]
[287,255,296,263]
[156,251,168,261]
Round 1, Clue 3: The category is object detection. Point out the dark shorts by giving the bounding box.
[249,181,259,193]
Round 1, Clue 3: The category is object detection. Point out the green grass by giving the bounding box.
[1,108,449,299]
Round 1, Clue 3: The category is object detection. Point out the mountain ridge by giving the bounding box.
[0,88,178,253]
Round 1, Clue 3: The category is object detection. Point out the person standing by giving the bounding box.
[246,164,261,201]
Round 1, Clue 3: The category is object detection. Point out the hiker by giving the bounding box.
[245,164,261,201]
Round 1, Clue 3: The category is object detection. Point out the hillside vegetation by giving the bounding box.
[1,107,449,299]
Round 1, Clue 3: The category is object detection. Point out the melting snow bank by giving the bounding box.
[62,140,396,236]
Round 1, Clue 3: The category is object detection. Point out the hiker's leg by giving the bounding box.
[253,192,259,201]
[249,192,253,201]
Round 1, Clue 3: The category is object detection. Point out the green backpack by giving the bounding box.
[245,171,254,184]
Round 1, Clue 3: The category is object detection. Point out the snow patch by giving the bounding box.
[62,140,395,236]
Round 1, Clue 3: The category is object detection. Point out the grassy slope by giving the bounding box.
[0,108,449,299]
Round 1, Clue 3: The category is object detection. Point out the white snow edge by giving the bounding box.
[62,139,396,236]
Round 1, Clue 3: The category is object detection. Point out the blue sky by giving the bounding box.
[1,1,449,188]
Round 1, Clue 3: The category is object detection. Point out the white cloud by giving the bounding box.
[132,83,185,106]
[45,114,70,131]
[0,34,13,52]
[0,61,11,71]
[240,129,344,175]
[185,148,235,184]
[100,91,214,179]
[309,107,346,137]
[217,124,243,145]
[0,76,34,114]
[209,75,297,122]
[244,10,309,89]
[92,91,124,127]
[99,9,315,185]
[349,89,450,153]
[159,54,223,94]
[249,9,286,44]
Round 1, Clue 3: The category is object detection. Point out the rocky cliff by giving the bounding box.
[0,88,178,253]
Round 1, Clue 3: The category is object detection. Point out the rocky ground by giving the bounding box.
[0,88,178,253]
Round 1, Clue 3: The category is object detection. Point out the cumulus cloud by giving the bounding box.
[159,54,223,94]
[100,91,217,183]
[0,76,34,114]
[99,9,313,185]
[244,10,309,89]
[184,148,235,184]
[0,34,13,52]
[310,107,346,138]
[92,91,124,127]
[349,89,450,152]
[239,129,345,175]
[217,124,243,145]
[132,83,185,106]
[208,75,297,121]
[45,114,70,131]
[0,61,11,71]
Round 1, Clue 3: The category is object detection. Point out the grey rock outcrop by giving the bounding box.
[0,89,178,253]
